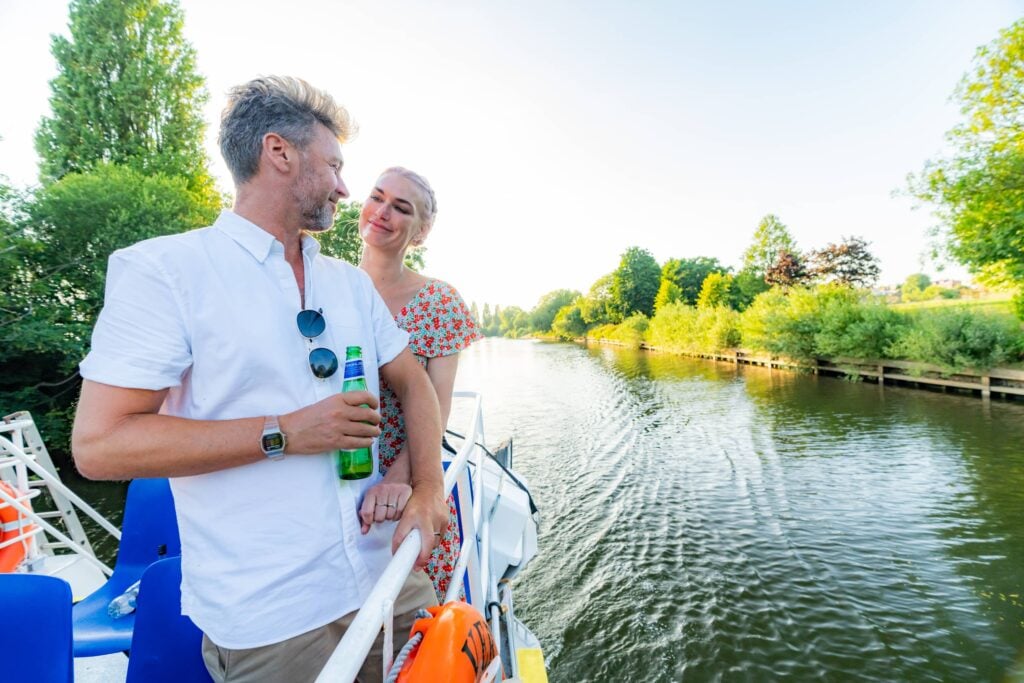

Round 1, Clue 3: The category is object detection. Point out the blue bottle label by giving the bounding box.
[343,359,365,380]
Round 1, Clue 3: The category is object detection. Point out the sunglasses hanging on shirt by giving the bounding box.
[296,309,338,379]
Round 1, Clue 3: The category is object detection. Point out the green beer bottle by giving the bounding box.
[336,346,374,480]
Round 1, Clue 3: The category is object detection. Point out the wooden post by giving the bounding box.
[878,364,885,386]
[981,374,991,399]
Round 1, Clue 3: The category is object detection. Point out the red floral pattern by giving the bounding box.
[379,279,482,599]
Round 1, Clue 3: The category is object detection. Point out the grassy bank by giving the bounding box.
[585,284,1024,373]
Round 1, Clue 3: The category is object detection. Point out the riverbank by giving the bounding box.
[580,337,1024,400]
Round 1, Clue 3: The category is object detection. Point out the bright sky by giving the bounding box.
[2,1,1023,309]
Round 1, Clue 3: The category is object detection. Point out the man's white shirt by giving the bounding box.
[80,210,410,648]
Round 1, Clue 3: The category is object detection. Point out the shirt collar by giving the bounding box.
[213,210,323,263]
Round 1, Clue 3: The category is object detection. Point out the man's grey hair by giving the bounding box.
[219,76,356,184]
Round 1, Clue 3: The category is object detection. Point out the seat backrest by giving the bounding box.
[126,556,213,682]
[1,574,73,683]
[116,478,181,569]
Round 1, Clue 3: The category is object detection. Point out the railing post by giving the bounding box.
[981,374,991,399]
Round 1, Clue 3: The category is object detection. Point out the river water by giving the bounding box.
[450,339,1024,682]
[69,337,1024,681]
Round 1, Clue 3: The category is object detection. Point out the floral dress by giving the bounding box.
[378,279,482,600]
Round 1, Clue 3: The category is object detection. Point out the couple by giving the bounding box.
[72,76,480,682]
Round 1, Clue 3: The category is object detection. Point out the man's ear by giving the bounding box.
[262,132,294,174]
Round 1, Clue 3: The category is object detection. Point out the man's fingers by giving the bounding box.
[341,390,379,411]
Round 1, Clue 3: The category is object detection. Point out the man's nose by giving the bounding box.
[335,176,349,199]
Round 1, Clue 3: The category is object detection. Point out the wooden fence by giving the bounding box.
[620,343,1024,400]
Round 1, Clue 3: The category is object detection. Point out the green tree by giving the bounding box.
[35,0,215,199]
[810,236,881,288]
[610,247,661,319]
[742,214,797,276]
[316,202,362,264]
[730,268,770,311]
[551,302,587,340]
[901,273,932,302]
[579,273,615,325]
[499,306,530,338]
[697,272,734,308]
[529,289,579,333]
[661,256,728,304]
[910,19,1024,317]
[1,164,217,454]
[653,278,682,313]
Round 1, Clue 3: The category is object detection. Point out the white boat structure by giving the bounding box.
[0,391,547,682]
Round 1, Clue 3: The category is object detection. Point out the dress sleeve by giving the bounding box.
[408,281,483,358]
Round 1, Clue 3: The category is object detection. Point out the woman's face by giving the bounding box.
[358,173,430,252]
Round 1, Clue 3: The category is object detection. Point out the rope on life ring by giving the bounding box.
[0,481,34,573]
[389,601,498,683]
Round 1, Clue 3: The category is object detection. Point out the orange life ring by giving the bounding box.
[0,481,33,573]
[397,602,498,683]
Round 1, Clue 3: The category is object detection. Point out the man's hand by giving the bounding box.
[392,486,449,569]
[279,391,381,454]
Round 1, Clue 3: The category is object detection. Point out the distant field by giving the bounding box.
[890,295,1015,316]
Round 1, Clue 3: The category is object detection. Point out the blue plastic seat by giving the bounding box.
[0,573,74,682]
[73,477,181,656]
[126,556,212,682]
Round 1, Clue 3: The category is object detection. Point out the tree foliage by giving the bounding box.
[661,256,728,305]
[1,164,218,453]
[35,0,215,200]
[765,249,810,288]
[529,289,579,333]
[653,278,682,313]
[742,214,797,275]
[551,301,587,340]
[729,268,770,311]
[697,272,734,309]
[910,19,1024,317]
[809,236,881,288]
[610,247,661,319]
[579,273,615,326]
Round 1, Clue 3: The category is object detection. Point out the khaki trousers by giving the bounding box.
[201,570,436,683]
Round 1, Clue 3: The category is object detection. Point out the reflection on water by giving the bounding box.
[451,339,1024,682]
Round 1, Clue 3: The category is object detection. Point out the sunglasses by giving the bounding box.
[296,309,338,379]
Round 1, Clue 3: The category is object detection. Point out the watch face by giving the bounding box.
[261,433,285,452]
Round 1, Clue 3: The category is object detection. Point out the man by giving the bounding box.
[72,76,447,682]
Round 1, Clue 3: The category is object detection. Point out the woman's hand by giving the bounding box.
[359,448,413,534]
[359,480,412,534]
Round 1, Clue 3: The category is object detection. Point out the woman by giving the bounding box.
[357,167,481,600]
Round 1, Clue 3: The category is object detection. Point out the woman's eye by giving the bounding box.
[395,205,411,215]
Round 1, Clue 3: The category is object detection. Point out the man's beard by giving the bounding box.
[301,201,334,232]
[293,173,335,232]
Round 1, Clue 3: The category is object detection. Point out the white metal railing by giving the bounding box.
[0,415,117,576]
[316,391,497,682]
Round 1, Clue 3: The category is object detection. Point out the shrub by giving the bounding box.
[587,313,648,348]
[888,307,1024,371]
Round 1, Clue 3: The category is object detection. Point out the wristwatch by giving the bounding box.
[260,415,286,461]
